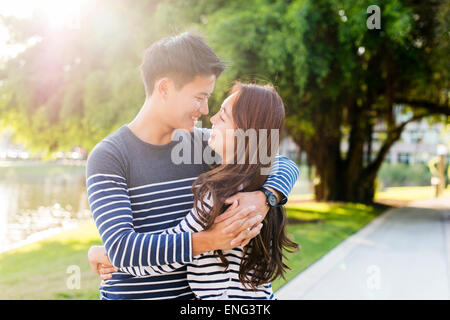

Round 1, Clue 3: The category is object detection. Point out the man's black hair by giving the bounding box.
[140,32,226,96]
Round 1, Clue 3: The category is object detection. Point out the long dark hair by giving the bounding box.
[192,82,299,289]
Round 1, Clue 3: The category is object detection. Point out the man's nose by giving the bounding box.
[199,100,209,116]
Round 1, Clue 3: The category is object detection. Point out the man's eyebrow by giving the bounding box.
[198,92,211,97]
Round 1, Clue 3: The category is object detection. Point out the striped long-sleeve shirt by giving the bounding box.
[86,125,299,300]
[163,192,276,299]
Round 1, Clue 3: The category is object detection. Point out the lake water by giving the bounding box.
[0,162,92,253]
[0,161,314,253]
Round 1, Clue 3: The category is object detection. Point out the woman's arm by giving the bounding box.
[89,200,263,278]
[87,146,265,272]
[162,193,213,234]
[90,196,212,278]
[117,207,208,277]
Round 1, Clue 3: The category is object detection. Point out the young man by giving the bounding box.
[86,32,299,300]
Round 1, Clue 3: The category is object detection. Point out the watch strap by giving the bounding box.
[260,187,283,207]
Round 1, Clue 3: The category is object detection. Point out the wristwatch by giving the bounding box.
[260,187,283,208]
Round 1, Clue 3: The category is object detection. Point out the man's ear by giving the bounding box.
[155,77,170,101]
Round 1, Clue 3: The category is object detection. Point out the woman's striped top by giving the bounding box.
[163,193,276,300]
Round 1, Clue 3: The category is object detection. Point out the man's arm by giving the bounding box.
[86,141,193,269]
[217,154,300,222]
[89,196,262,278]
[124,196,262,276]
[263,154,300,203]
[117,197,212,277]
[87,141,263,271]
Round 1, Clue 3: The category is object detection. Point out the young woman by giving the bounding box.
[88,82,299,299]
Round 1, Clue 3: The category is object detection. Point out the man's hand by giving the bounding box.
[192,200,266,255]
[213,187,282,247]
[215,191,268,224]
[88,245,118,283]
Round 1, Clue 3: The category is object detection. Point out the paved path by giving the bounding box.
[276,196,450,300]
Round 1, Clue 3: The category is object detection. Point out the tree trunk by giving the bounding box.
[314,156,377,204]
[310,101,345,202]
[314,152,377,203]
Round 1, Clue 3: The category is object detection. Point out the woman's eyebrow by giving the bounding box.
[221,105,230,116]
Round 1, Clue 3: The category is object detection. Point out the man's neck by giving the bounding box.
[128,99,175,146]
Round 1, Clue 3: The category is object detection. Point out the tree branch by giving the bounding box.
[362,112,434,178]
[393,98,450,116]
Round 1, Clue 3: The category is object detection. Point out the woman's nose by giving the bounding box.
[210,112,217,124]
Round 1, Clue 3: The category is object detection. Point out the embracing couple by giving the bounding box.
[86,32,300,300]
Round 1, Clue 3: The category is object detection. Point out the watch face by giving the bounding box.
[268,194,278,206]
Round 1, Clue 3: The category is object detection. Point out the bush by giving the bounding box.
[377,162,432,188]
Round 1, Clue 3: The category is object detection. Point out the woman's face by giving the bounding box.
[208,92,238,162]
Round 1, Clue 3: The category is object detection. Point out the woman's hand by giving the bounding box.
[87,245,118,283]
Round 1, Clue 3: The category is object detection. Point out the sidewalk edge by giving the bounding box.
[275,207,397,299]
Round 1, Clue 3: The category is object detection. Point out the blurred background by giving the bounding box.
[0,0,448,299]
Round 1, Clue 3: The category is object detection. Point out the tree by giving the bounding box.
[0,0,161,154]
[0,0,448,204]
[153,0,450,203]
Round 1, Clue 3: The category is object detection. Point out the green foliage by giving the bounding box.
[0,0,156,154]
[154,0,448,144]
[0,0,448,190]
[377,162,433,187]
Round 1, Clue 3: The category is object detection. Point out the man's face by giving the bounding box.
[163,75,216,132]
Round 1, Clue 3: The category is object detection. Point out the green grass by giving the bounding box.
[0,222,102,299]
[375,186,450,202]
[286,185,450,203]
[7,184,441,299]
[0,202,385,299]
[271,201,383,291]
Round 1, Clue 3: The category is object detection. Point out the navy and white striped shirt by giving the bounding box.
[163,193,276,299]
[86,125,299,299]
